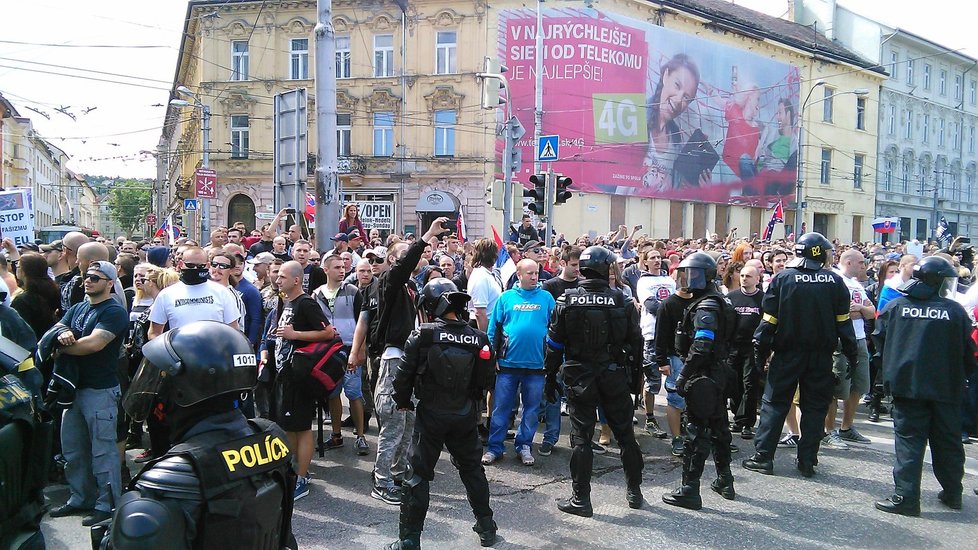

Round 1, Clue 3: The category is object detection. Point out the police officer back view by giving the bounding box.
[545,246,644,516]
[106,321,296,549]
[873,256,977,516]
[662,253,737,510]
[744,233,858,477]
[388,278,497,549]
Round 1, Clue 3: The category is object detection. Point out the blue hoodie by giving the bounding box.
[487,284,556,370]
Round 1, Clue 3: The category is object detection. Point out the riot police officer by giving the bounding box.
[107,321,296,549]
[545,246,644,516]
[662,252,737,510]
[873,256,977,516]
[388,278,497,549]
[743,233,858,477]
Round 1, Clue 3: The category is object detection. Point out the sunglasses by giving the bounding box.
[370,257,385,265]
[184,263,207,270]
[527,247,544,254]
[210,261,232,270]
[85,274,108,283]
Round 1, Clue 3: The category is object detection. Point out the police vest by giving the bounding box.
[676,292,736,361]
[142,418,295,550]
[0,374,50,545]
[561,287,630,363]
[414,323,492,411]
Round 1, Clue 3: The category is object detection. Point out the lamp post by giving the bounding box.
[794,81,869,239]
[170,86,211,239]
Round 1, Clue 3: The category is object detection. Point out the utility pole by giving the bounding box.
[315,0,340,252]
[544,164,554,248]
[533,0,544,177]
[155,141,166,221]
[201,104,210,238]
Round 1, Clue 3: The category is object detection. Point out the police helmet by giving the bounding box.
[420,277,470,318]
[676,252,718,292]
[123,321,257,422]
[788,232,832,270]
[579,246,615,280]
[898,255,958,300]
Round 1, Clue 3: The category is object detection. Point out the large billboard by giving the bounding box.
[499,8,801,206]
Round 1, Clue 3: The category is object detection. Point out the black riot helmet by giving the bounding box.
[123,321,257,422]
[788,232,832,270]
[579,245,615,280]
[676,252,718,293]
[420,277,470,319]
[898,255,958,300]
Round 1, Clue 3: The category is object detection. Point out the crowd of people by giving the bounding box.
[3,203,975,547]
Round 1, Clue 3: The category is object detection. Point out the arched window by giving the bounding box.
[227,194,256,232]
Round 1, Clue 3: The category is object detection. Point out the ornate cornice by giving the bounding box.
[365,89,401,114]
[424,86,464,114]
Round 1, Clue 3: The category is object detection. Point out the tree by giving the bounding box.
[107,179,152,237]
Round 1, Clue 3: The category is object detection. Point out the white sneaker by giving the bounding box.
[821,431,850,450]
[481,451,500,465]
[516,445,535,466]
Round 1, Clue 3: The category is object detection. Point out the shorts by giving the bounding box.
[832,338,870,399]
[642,340,661,393]
[663,355,686,410]
[331,365,364,401]
[275,367,317,432]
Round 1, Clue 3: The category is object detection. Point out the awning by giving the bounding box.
[416,189,460,213]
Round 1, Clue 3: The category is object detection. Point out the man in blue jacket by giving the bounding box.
[483,259,556,467]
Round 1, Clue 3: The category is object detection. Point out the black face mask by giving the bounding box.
[180,267,210,285]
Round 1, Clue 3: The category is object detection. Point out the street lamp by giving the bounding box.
[169,86,211,237]
[794,81,869,239]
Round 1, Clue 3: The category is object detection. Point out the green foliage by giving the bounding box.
[106,179,152,236]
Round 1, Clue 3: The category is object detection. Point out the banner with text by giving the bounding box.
[499,8,800,206]
[357,201,395,231]
[0,189,35,246]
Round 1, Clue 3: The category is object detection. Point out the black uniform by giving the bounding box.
[751,265,858,469]
[874,294,976,506]
[392,318,496,547]
[545,279,644,507]
[726,288,764,431]
[0,373,50,549]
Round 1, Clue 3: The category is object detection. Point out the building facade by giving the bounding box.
[1,113,70,230]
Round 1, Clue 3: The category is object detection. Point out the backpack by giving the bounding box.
[290,338,348,399]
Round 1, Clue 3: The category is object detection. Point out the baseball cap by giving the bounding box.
[40,240,64,253]
[364,246,388,259]
[248,252,276,265]
[521,240,543,252]
[87,260,118,281]
[331,233,349,242]
[146,246,170,268]
[347,228,362,240]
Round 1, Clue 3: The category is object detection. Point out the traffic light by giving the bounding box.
[486,179,504,210]
[526,173,547,215]
[554,175,573,205]
[480,57,508,109]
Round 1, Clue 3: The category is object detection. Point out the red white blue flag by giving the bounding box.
[761,200,784,241]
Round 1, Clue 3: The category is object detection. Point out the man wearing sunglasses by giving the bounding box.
[505,241,553,290]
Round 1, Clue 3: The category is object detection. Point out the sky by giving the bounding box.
[0,0,974,179]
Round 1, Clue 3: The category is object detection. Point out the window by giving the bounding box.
[853,154,864,189]
[336,113,351,156]
[856,97,866,130]
[971,79,977,105]
[230,115,249,159]
[916,219,928,241]
[954,74,962,100]
[939,69,947,95]
[374,34,394,77]
[906,58,914,85]
[923,64,931,90]
[373,111,394,156]
[922,114,929,143]
[971,126,976,154]
[905,109,913,139]
[433,110,456,156]
[822,87,834,122]
[968,173,975,202]
[953,122,960,150]
[884,158,893,191]
[820,148,831,184]
[890,51,898,79]
[899,217,911,242]
[887,105,895,135]
[902,159,911,194]
[335,36,351,79]
[938,117,945,146]
[290,39,309,80]
[231,40,248,81]
[435,31,457,74]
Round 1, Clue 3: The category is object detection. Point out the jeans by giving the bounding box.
[62,386,122,513]
[665,355,686,410]
[488,371,545,455]
[543,396,561,445]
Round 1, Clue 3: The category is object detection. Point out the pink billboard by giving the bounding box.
[499,8,801,206]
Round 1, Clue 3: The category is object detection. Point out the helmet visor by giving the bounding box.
[123,358,166,422]
[938,276,958,299]
[677,268,707,291]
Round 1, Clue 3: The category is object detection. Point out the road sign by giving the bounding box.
[537,135,559,162]
[146,213,157,225]
[194,168,217,198]
[184,199,199,211]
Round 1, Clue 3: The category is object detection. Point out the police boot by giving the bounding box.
[384,539,420,550]
[472,516,497,547]
[662,447,703,510]
[556,494,593,518]
[875,494,920,517]
[626,485,643,509]
[711,471,736,500]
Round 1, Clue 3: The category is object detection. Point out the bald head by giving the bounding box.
[516,259,539,290]
[62,231,90,268]
[280,260,303,279]
[77,242,109,272]
[840,249,865,277]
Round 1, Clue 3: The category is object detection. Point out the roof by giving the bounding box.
[653,0,886,75]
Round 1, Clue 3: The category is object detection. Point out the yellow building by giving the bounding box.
[163,0,883,242]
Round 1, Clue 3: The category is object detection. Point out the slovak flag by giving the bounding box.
[872,217,899,234]
[761,200,785,241]
[154,214,181,242]
[456,207,468,242]
[304,192,316,222]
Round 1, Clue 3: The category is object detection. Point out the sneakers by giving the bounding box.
[325,433,344,451]
[740,427,755,440]
[560,402,569,416]
[517,445,535,466]
[777,433,799,448]
[133,450,154,463]
[671,437,684,457]
[539,442,554,456]
[591,441,607,455]
[481,451,501,465]
[645,417,668,439]
[355,435,370,456]
[371,485,401,506]
[294,476,310,501]
[821,431,850,450]
[838,427,871,443]
[599,424,612,446]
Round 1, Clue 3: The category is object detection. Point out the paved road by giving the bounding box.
[41,402,978,549]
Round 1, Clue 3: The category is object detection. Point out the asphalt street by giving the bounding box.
[41,401,978,549]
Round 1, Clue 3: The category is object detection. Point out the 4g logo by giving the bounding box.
[592,94,646,144]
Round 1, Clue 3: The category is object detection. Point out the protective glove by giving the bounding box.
[545,373,560,403]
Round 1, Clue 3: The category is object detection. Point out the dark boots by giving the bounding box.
[662,483,702,510]
[626,485,643,509]
[711,472,736,500]
[557,494,593,517]
[472,516,497,547]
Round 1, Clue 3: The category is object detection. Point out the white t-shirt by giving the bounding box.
[468,266,501,315]
[635,274,676,340]
[837,271,867,339]
[148,280,241,330]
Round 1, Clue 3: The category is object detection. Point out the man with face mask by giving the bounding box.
[147,247,241,340]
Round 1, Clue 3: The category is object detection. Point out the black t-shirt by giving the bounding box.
[726,288,764,345]
[302,264,327,294]
[541,277,579,301]
[11,289,59,340]
[654,293,697,365]
[274,294,330,371]
[61,298,129,389]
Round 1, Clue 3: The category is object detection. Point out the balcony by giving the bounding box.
[337,156,366,175]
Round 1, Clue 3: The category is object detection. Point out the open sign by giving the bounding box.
[358,201,394,231]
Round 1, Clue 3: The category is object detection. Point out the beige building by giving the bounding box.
[163,0,883,242]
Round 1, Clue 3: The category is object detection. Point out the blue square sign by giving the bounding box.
[184,199,199,211]
[537,135,559,162]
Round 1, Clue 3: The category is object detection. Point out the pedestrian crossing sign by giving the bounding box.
[537,135,559,162]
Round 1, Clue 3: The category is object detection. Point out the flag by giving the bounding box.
[456,207,468,242]
[490,225,516,286]
[304,192,316,222]
[154,214,180,242]
[872,217,899,234]
[761,200,785,241]
[936,216,950,244]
